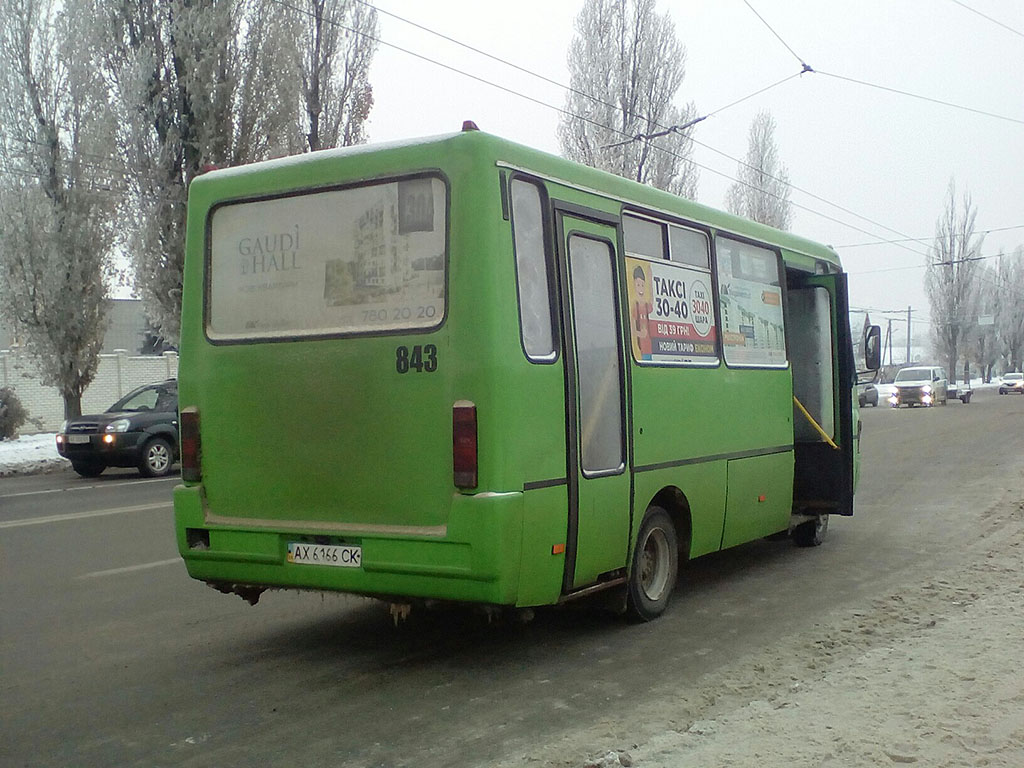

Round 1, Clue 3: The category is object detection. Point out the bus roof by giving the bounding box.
[192,128,842,270]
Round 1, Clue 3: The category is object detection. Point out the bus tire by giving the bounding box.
[793,514,829,547]
[139,437,174,478]
[626,506,679,622]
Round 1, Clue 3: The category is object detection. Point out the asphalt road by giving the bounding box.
[2,388,1023,768]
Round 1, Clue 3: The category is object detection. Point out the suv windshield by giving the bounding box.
[1005,373,1023,381]
[895,368,931,382]
[108,384,176,413]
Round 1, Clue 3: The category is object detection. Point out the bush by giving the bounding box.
[0,387,28,440]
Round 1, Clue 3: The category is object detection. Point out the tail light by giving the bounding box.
[452,400,477,489]
[180,406,201,483]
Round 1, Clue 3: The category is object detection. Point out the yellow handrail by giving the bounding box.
[793,395,840,451]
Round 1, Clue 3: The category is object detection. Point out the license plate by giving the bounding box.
[287,542,361,568]
[68,435,90,444]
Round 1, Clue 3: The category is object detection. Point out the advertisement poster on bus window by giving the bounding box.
[715,240,787,366]
[208,177,446,341]
[625,256,717,365]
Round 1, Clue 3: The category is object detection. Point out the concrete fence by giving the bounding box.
[0,349,178,433]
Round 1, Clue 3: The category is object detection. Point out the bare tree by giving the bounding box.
[966,263,999,381]
[291,0,378,151]
[925,180,983,382]
[725,110,793,230]
[93,0,302,344]
[995,247,1024,371]
[558,0,699,198]
[0,0,115,418]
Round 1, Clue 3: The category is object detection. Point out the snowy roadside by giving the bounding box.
[498,494,1024,768]
[610,518,1024,768]
[0,433,68,477]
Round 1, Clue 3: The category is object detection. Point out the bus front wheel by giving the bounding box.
[626,507,679,622]
[793,514,829,547]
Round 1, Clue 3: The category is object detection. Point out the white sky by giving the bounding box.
[364,0,1024,349]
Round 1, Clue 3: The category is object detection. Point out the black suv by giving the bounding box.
[56,380,179,478]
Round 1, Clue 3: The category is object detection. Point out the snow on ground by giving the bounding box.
[0,433,68,476]
[615,539,1024,768]
[552,499,1024,768]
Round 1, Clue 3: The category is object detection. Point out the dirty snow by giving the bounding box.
[620,540,1024,768]
[492,494,1024,768]
[0,433,67,476]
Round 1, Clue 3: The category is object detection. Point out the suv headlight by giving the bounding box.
[922,384,932,393]
[105,419,132,433]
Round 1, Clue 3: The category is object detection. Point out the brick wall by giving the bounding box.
[0,350,178,433]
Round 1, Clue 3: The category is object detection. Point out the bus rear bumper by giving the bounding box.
[173,485,525,606]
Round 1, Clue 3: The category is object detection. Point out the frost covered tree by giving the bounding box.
[966,263,999,381]
[0,0,116,418]
[995,247,1024,371]
[558,0,699,198]
[925,181,983,382]
[91,0,305,344]
[290,0,378,151]
[725,111,793,230]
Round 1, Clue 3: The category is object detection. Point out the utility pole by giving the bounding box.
[906,306,912,363]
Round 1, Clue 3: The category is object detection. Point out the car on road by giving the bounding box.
[888,365,948,408]
[857,381,879,407]
[998,372,1024,394]
[947,380,973,403]
[56,380,179,478]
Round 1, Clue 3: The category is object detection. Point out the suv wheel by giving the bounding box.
[139,437,174,478]
[71,460,105,478]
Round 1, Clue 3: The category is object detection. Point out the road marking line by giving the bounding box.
[0,502,171,529]
[77,558,181,579]
[0,476,178,500]
[0,488,65,499]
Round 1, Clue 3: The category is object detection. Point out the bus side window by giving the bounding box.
[623,214,665,259]
[510,179,556,361]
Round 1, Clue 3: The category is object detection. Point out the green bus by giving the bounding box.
[174,124,880,620]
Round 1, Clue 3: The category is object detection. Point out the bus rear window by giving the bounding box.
[207,175,447,341]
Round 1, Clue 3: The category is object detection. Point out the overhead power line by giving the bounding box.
[741,1,1024,126]
[838,224,1024,248]
[687,134,930,259]
[814,70,1024,126]
[360,0,806,152]
[849,248,1021,275]
[343,0,940,259]
[848,264,930,276]
[271,0,910,246]
[8,0,1008,275]
[740,0,812,70]
[601,69,807,150]
[948,0,1024,39]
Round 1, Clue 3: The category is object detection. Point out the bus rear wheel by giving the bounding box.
[626,506,679,622]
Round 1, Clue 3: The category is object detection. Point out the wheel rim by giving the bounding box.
[148,443,170,473]
[638,527,672,601]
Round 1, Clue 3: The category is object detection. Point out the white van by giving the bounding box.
[889,366,948,407]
